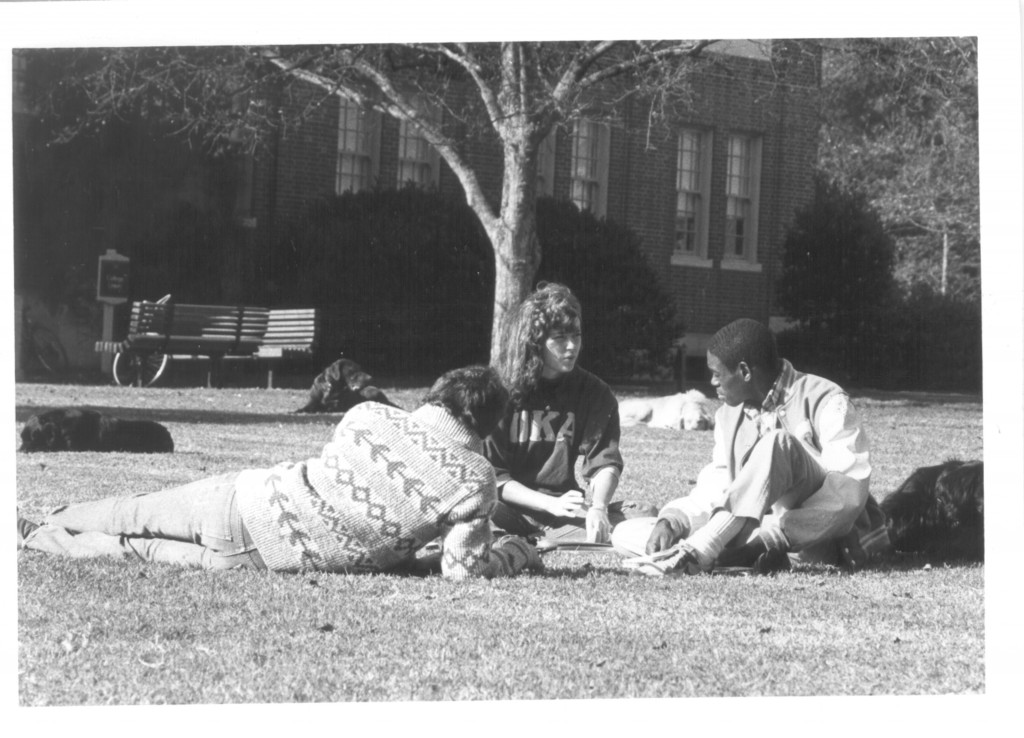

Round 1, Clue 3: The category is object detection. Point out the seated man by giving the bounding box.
[612,319,890,574]
[18,365,542,580]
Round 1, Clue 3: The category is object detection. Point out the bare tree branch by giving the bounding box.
[576,40,716,90]
[550,41,619,104]
[413,42,505,132]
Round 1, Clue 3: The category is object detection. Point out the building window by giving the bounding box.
[336,97,380,194]
[674,128,711,261]
[537,131,556,197]
[724,134,762,264]
[14,50,34,115]
[396,113,440,189]
[570,118,610,217]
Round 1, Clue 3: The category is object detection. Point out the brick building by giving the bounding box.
[244,40,821,356]
[13,41,821,373]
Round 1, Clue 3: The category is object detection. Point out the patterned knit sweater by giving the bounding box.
[235,402,535,579]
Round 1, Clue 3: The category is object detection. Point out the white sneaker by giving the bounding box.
[622,543,701,576]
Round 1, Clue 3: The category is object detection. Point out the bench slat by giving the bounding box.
[158,303,270,314]
[264,324,316,329]
[266,319,316,325]
[264,330,316,337]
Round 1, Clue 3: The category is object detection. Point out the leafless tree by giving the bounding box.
[27,41,725,359]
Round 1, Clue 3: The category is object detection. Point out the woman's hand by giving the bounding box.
[585,506,611,543]
[545,489,586,518]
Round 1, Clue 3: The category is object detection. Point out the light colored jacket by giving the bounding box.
[661,360,870,534]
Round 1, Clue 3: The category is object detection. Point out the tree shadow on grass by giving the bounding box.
[14,404,347,426]
[537,553,985,579]
[791,552,984,576]
[851,389,982,406]
[864,552,985,573]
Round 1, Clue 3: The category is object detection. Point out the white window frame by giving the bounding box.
[671,128,713,268]
[396,100,441,189]
[536,131,556,197]
[569,118,610,217]
[722,133,762,272]
[335,96,381,194]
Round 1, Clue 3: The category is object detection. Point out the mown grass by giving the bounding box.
[15,381,985,704]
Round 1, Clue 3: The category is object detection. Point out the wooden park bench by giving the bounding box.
[253,308,320,388]
[95,299,270,387]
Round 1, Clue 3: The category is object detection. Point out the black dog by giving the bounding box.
[295,357,397,414]
[881,459,983,561]
[19,408,174,453]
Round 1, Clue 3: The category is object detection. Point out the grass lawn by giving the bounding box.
[14,380,985,705]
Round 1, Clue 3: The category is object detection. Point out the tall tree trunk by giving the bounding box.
[488,136,542,364]
[489,218,541,364]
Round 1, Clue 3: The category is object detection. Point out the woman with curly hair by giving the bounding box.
[484,282,655,544]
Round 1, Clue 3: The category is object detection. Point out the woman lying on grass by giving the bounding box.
[17,365,543,580]
[484,282,656,545]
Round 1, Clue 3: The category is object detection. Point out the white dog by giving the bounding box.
[618,389,715,431]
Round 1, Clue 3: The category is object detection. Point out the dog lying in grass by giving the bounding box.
[881,459,983,561]
[618,389,715,430]
[19,408,174,453]
[295,357,397,413]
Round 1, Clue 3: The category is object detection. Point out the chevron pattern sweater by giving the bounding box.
[235,402,534,579]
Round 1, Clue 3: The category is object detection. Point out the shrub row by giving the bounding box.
[269,190,678,378]
[777,175,981,393]
[776,288,981,392]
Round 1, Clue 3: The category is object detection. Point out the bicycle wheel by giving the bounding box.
[112,351,170,387]
[30,326,69,376]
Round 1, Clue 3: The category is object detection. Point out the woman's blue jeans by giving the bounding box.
[30,472,265,570]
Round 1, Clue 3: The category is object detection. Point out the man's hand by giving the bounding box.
[645,518,682,554]
[585,506,611,543]
[545,489,586,518]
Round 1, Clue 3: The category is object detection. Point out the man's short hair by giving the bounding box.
[707,318,779,373]
[422,365,509,439]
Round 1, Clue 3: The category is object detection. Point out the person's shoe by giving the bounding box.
[17,513,40,550]
[623,544,701,576]
[837,528,869,573]
[716,538,768,568]
[752,547,791,575]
